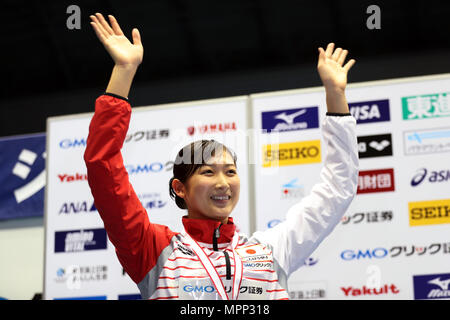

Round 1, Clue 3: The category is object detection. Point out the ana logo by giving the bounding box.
[411,168,450,187]
[413,273,450,299]
[402,92,450,120]
[262,140,321,167]
[281,178,305,200]
[54,228,107,253]
[357,134,393,158]
[408,198,450,226]
[58,173,87,183]
[187,122,237,136]
[348,99,390,124]
[357,168,395,194]
[341,284,400,297]
[58,201,97,215]
[340,248,389,261]
[403,127,450,155]
[59,138,86,149]
[261,106,319,133]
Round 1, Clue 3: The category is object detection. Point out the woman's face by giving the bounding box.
[178,151,240,223]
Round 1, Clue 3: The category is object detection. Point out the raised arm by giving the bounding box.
[251,43,359,277]
[317,42,355,114]
[85,14,175,284]
[90,13,143,98]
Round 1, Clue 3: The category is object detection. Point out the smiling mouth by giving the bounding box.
[210,195,231,201]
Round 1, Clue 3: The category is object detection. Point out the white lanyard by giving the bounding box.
[183,229,243,300]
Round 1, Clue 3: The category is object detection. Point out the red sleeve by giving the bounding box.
[84,94,176,283]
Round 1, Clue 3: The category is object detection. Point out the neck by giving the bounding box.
[186,211,229,225]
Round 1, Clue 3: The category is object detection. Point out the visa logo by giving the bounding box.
[349,99,391,124]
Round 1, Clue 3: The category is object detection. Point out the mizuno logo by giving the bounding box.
[274,110,307,125]
[428,277,450,290]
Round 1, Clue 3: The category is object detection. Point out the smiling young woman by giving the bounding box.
[84,13,359,300]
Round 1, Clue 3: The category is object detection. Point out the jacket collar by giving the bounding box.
[182,216,236,244]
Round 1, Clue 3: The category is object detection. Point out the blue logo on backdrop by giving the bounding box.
[349,99,391,124]
[58,201,97,215]
[261,106,319,133]
[340,248,389,261]
[54,228,107,253]
[54,295,107,300]
[413,273,450,299]
[125,162,172,174]
[59,138,86,149]
[118,294,142,300]
[0,133,46,220]
[411,168,450,187]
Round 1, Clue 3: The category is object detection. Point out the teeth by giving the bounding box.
[211,196,230,200]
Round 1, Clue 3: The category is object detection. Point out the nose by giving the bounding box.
[215,172,229,190]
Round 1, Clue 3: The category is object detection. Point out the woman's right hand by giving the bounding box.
[90,13,143,68]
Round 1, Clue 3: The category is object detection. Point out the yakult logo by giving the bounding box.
[58,173,87,183]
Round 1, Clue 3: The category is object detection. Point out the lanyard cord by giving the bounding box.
[183,230,243,300]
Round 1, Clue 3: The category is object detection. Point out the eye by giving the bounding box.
[227,169,237,175]
[200,169,214,175]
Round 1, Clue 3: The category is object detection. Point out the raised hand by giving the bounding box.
[90,13,143,67]
[317,43,355,93]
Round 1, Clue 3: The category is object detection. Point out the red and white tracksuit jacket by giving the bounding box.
[84,94,359,300]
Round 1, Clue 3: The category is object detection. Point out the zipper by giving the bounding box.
[212,223,232,280]
[212,223,222,251]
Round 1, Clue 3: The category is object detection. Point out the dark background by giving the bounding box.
[2,0,450,137]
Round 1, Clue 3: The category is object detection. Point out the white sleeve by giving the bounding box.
[250,115,359,277]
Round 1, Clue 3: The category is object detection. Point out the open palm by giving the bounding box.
[317,43,355,92]
[90,13,143,67]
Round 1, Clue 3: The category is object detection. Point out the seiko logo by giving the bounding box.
[262,140,321,167]
[408,199,450,226]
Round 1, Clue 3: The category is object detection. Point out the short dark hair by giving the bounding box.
[169,140,237,209]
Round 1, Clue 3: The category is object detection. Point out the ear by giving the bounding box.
[171,178,186,199]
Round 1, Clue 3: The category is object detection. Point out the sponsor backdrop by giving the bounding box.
[44,97,251,300]
[250,74,450,300]
[44,74,450,300]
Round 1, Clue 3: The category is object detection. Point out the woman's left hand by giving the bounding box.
[317,43,355,93]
